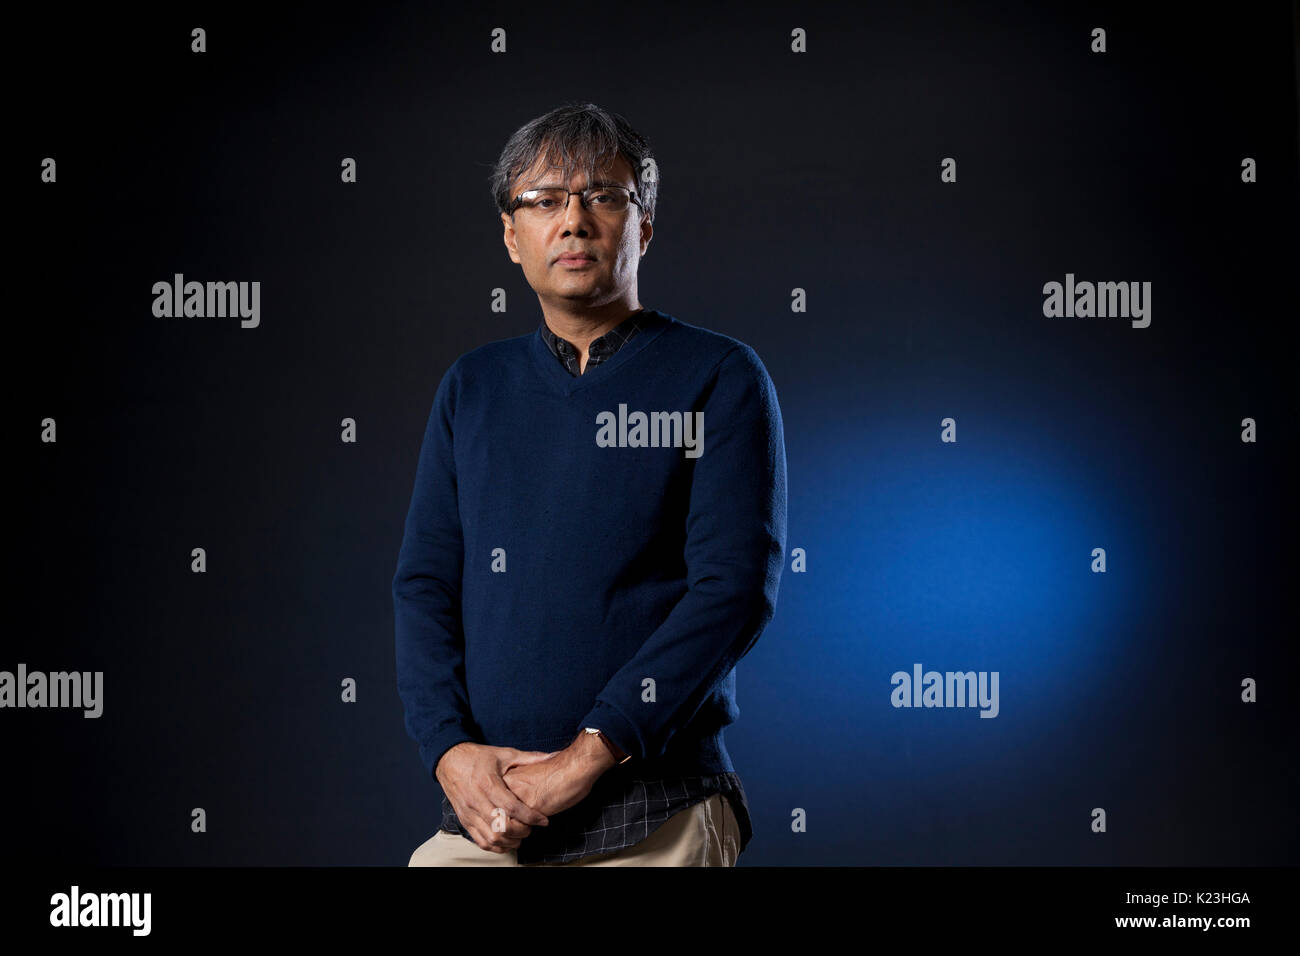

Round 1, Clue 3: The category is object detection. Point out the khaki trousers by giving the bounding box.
[408,793,740,867]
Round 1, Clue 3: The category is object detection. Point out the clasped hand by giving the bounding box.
[435,740,606,853]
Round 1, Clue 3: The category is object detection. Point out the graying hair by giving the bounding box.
[489,102,657,224]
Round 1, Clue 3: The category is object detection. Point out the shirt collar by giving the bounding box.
[538,308,655,372]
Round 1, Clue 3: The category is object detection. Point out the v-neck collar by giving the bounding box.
[529,309,674,397]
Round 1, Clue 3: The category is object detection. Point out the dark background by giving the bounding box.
[11,0,1298,865]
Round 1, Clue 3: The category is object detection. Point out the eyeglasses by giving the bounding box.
[508,184,643,219]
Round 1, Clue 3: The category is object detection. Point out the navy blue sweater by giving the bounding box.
[393,311,787,782]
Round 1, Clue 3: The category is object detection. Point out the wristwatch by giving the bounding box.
[583,726,631,764]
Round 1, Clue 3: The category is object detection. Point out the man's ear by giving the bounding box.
[501,211,521,264]
[639,215,653,257]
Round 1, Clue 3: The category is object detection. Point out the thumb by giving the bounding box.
[505,749,557,767]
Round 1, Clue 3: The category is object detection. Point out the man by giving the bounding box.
[394,102,787,866]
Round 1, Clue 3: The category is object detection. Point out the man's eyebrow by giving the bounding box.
[528,179,631,190]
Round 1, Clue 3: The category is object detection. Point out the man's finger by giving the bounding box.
[489,781,549,827]
[466,822,518,853]
[452,794,518,843]
[464,804,529,846]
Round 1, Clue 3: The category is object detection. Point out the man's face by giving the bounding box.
[500,152,652,309]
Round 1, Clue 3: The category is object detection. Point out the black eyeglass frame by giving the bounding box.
[507,184,645,217]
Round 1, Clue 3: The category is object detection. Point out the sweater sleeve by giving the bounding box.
[577,344,788,761]
[392,362,479,779]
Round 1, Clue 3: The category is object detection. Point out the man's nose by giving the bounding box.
[561,191,595,229]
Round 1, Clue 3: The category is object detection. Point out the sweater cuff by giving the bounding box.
[423,726,479,781]
[577,700,641,763]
